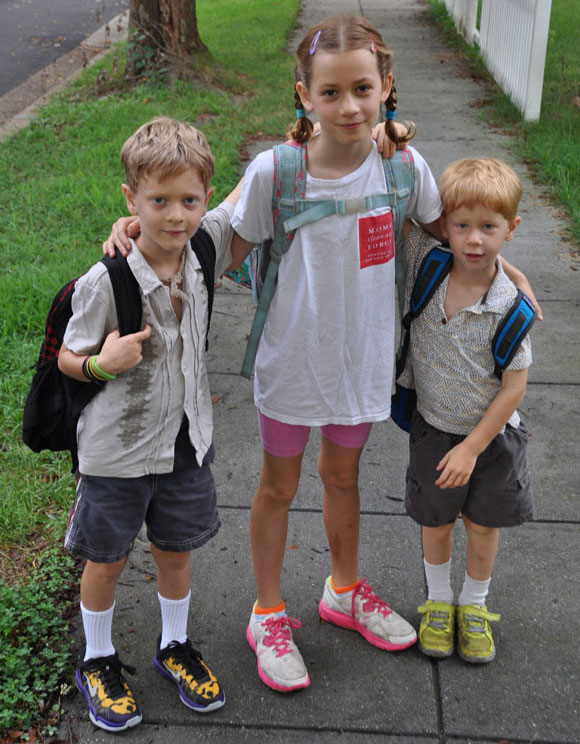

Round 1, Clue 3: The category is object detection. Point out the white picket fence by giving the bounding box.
[442,0,552,121]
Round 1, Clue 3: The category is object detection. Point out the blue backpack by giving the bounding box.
[236,141,416,378]
[390,244,537,432]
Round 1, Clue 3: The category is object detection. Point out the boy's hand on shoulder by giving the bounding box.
[97,325,152,375]
[434,442,478,489]
[371,121,408,159]
[102,217,141,258]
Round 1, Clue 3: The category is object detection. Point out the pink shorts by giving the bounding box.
[257,411,372,458]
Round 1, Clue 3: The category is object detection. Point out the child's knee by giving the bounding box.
[82,557,127,585]
[317,460,359,492]
[423,521,455,542]
[463,517,498,538]
[151,545,191,571]
[255,478,298,507]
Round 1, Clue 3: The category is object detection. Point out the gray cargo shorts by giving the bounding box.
[405,411,533,528]
[65,422,220,563]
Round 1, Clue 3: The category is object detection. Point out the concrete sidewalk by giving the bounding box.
[54,1,579,742]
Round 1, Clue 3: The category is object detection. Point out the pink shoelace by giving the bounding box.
[351,578,393,620]
[261,616,302,658]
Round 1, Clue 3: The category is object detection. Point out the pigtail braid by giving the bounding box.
[385,82,416,146]
[287,86,314,143]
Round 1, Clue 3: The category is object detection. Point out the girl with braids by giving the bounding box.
[231,14,443,693]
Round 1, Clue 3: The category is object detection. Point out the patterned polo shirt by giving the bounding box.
[398,226,532,435]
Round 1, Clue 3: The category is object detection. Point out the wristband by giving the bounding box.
[82,355,116,382]
[91,357,117,381]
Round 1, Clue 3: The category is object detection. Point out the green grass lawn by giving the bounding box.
[428,0,580,244]
[0,0,299,735]
[0,0,299,549]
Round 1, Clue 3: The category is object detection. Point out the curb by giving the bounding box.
[0,12,129,143]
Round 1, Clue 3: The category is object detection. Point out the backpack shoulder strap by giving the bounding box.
[387,149,416,321]
[190,227,217,350]
[382,149,416,247]
[271,141,308,259]
[283,148,416,238]
[239,142,307,378]
[492,290,535,378]
[408,245,452,320]
[101,248,142,336]
[396,245,452,379]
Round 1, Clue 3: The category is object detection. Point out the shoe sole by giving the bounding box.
[245,625,310,693]
[457,646,496,664]
[318,600,417,651]
[75,670,142,732]
[418,641,454,658]
[153,657,226,712]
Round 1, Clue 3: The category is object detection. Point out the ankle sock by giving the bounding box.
[424,558,454,603]
[330,576,359,595]
[158,591,190,650]
[81,602,116,661]
[252,600,286,622]
[458,572,490,607]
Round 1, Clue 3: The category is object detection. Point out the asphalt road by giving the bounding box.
[0,0,129,97]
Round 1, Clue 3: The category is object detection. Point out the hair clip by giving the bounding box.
[296,108,306,119]
[310,30,321,55]
[369,33,377,53]
[385,109,396,120]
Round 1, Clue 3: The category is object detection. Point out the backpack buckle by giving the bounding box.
[339,197,367,214]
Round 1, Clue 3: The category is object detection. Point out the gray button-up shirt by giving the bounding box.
[398,226,532,435]
[64,202,234,476]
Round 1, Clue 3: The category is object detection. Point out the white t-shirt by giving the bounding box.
[232,143,442,426]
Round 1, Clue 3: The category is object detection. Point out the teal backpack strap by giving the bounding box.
[241,142,307,378]
[382,149,415,326]
[284,192,400,232]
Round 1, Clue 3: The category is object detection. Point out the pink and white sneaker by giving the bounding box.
[246,605,310,692]
[318,576,417,651]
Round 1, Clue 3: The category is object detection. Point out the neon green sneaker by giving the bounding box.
[457,604,501,663]
[417,600,455,658]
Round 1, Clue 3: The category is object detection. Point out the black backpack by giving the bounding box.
[22,230,216,470]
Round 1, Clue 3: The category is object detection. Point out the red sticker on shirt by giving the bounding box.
[358,212,394,269]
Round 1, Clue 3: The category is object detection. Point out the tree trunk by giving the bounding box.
[127,0,208,82]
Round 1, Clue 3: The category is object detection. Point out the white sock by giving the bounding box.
[424,558,454,603]
[81,602,116,661]
[158,591,190,650]
[458,572,490,607]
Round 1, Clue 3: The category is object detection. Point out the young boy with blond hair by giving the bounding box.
[59,117,239,731]
[399,158,533,663]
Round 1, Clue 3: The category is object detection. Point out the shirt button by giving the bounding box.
[441,318,447,325]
